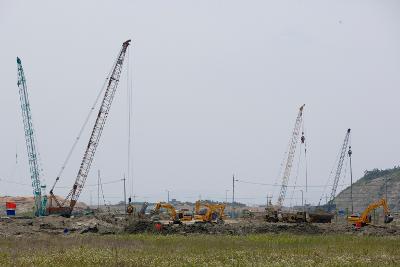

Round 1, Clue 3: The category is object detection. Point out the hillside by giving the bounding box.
[335,167,400,213]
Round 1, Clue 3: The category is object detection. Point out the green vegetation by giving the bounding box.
[360,166,400,183]
[0,234,399,266]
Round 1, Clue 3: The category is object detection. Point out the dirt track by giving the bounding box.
[1,214,398,237]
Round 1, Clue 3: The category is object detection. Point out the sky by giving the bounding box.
[0,1,399,207]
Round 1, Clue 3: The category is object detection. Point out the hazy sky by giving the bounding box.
[0,1,399,207]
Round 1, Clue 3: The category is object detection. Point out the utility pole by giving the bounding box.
[300,190,304,212]
[166,190,170,203]
[97,170,100,209]
[123,174,127,215]
[232,174,238,218]
[267,194,271,208]
[232,174,235,218]
[348,145,353,214]
[225,190,229,204]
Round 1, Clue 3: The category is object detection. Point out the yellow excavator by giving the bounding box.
[153,202,181,224]
[194,201,225,223]
[347,198,394,227]
[178,208,194,221]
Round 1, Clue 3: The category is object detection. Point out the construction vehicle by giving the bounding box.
[266,105,305,222]
[177,209,193,221]
[347,198,394,227]
[152,202,181,224]
[323,129,352,212]
[16,57,47,216]
[194,201,225,223]
[126,204,135,215]
[137,202,149,219]
[266,207,309,223]
[48,40,131,216]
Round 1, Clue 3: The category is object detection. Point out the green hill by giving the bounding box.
[334,166,400,213]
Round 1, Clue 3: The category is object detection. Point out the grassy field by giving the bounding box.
[0,234,399,266]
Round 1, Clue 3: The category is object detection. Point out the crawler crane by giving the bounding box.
[48,40,131,216]
[16,57,47,216]
[326,129,351,211]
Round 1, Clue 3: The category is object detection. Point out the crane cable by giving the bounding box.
[318,141,342,206]
[50,58,117,192]
[288,143,303,209]
[126,46,134,199]
[303,116,309,204]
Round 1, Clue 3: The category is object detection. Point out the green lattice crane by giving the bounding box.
[16,57,47,216]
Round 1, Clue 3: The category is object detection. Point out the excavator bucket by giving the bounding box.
[384,215,394,224]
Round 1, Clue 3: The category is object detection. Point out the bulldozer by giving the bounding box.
[347,198,394,227]
[194,201,225,223]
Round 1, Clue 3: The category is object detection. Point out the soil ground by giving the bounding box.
[1,214,400,266]
[1,213,400,237]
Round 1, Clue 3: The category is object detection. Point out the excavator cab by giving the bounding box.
[384,214,394,224]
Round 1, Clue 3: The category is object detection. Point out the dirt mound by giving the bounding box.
[124,220,155,233]
[124,220,400,236]
[0,214,124,237]
[0,195,88,215]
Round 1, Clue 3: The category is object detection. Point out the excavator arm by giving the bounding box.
[348,198,393,226]
[154,203,178,222]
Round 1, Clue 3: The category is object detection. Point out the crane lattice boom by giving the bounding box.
[49,40,131,215]
[276,104,305,208]
[328,128,351,208]
[17,57,47,216]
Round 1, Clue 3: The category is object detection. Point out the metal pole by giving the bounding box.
[225,190,229,204]
[232,174,235,218]
[167,190,170,203]
[123,174,127,215]
[348,146,353,214]
[97,170,100,209]
[300,190,304,211]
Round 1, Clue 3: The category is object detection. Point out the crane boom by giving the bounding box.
[276,104,305,208]
[328,128,351,209]
[48,40,131,215]
[17,57,47,216]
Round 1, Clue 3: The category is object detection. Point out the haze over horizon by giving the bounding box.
[0,1,399,207]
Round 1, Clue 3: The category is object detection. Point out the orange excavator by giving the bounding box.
[153,202,181,224]
[347,198,394,227]
[194,201,225,223]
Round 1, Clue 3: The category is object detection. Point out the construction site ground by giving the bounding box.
[1,213,400,237]
[0,214,400,265]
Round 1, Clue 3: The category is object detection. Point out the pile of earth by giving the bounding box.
[124,220,400,236]
[0,196,88,215]
[0,214,124,237]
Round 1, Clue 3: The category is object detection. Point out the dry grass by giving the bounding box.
[0,234,399,266]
